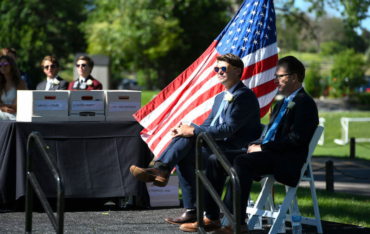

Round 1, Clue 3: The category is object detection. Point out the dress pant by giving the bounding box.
[157,137,237,209]
[205,150,281,223]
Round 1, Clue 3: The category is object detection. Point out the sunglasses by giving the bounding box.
[0,62,9,68]
[76,64,87,68]
[44,64,56,69]
[214,66,237,73]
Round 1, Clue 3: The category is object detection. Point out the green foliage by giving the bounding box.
[320,41,346,56]
[304,62,322,97]
[0,0,88,86]
[330,49,366,97]
[357,92,370,105]
[82,0,230,90]
[365,46,370,65]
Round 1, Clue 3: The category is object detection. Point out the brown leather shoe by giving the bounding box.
[130,165,170,187]
[179,217,221,232]
[165,210,197,225]
[211,224,249,233]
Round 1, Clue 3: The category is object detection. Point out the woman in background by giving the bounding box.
[0,55,27,120]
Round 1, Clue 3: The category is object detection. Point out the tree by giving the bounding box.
[330,49,366,97]
[0,0,88,85]
[82,0,230,89]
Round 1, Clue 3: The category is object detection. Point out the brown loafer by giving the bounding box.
[165,210,197,225]
[130,165,169,187]
[211,224,249,233]
[179,217,221,232]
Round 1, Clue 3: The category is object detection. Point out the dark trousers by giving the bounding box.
[157,137,237,209]
[205,150,281,223]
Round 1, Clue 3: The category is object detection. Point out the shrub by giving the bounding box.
[304,62,322,97]
[330,49,366,97]
[320,41,346,56]
[357,92,370,105]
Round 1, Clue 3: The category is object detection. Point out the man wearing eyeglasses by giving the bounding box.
[130,53,261,228]
[193,56,319,234]
[68,56,102,90]
[36,56,69,90]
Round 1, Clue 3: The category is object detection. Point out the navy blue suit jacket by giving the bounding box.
[259,88,319,187]
[193,82,261,149]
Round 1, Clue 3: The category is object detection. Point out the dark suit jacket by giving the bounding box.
[193,81,261,149]
[68,76,103,90]
[36,76,69,90]
[257,88,319,187]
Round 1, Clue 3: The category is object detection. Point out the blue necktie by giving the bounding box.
[263,99,289,144]
[210,99,227,126]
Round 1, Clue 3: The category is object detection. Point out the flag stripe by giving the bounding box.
[134,41,218,127]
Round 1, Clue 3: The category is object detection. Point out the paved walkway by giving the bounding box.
[1,206,369,233]
[301,157,370,196]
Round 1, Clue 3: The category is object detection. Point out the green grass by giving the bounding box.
[249,182,370,227]
[178,181,370,227]
[315,112,370,160]
[141,91,160,107]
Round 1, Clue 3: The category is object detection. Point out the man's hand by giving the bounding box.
[247,144,262,153]
[171,123,194,138]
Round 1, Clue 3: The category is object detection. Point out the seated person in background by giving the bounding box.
[130,53,261,228]
[181,56,319,234]
[36,56,69,90]
[0,55,27,120]
[0,47,33,90]
[68,56,102,90]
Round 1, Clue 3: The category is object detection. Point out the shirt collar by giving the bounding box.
[47,75,59,82]
[79,76,89,82]
[226,81,241,95]
[285,87,302,102]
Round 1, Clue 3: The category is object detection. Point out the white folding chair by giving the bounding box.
[247,126,324,234]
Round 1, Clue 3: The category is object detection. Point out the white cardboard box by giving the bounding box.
[16,90,69,122]
[69,90,105,121]
[105,90,141,121]
[146,175,180,207]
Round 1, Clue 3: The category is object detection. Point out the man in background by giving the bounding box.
[36,56,69,90]
[68,56,102,90]
[0,47,33,90]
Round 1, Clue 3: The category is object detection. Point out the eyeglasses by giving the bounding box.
[214,66,237,73]
[76,64,87,68]
[0,62,9,68]
[44,64,56,69]
[274,73,294,80]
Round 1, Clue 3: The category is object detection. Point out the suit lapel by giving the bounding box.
[275,88,306,133]
[223,81,244,114]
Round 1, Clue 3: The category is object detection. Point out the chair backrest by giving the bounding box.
[308,126,324,158]
[298,126,324,182]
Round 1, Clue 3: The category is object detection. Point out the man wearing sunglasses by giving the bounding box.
[36,56,69,90]
[130,53,261,229]
[68,56,102,90]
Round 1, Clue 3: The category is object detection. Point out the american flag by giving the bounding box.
[134,0,278,157]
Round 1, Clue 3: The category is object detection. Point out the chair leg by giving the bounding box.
[248,177,275,230]
[269,187,297,234]
[308,165,323,233]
